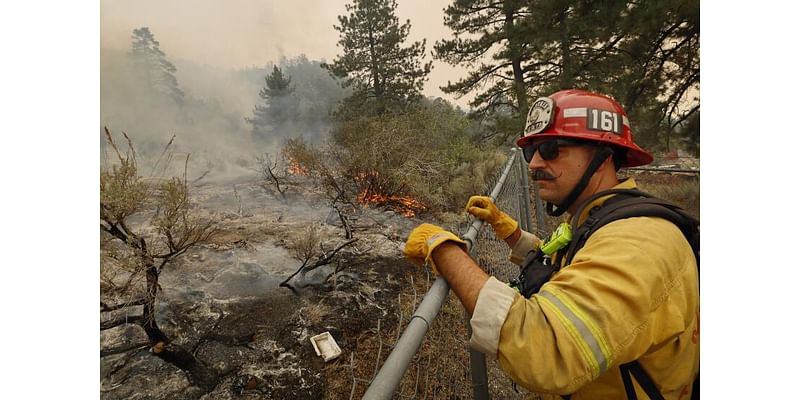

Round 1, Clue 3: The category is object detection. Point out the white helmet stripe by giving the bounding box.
[563,107,588,118]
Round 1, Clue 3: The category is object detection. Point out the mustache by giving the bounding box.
[531,169,557,181]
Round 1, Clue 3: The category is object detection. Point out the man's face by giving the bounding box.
[525,140,597,205]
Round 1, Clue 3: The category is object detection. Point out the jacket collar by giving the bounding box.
[567,177,638,227]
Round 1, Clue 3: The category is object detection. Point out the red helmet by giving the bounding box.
[516,89,653,167]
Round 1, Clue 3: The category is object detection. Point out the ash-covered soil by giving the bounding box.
[100,176,424,399]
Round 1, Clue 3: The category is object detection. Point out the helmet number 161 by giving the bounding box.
[588,108,621,134]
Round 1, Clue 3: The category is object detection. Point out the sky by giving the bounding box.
[100,0,473,108]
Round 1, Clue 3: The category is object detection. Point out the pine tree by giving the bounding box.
[247,65,296,141]
[434,0,536,140]
[265,65,294,97]
[437,0,699,151]
[323,0,432,114]
[129,27,184,104]
[610,0,700,150]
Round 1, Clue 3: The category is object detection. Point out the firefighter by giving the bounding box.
[404,89,699,399]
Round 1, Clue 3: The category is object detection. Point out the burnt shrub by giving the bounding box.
[284,99,504,215]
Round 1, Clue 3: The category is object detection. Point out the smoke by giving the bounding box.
[100,0,349,70]
[102,47,245,178]
[99,0,474,114]
[99,0,471,182]
[100,42,346,183]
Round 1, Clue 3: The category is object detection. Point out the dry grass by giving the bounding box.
[398,291,471,399]
[303,301,332,326]
[323,267,475,400]
[288,222,322,261]
[325,269,532,399]
[632,172,699,218]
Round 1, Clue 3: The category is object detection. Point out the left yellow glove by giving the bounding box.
[403,223,467,274]
[465,196,518,239]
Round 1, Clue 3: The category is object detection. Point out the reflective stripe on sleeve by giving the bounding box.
[537,289,613,378]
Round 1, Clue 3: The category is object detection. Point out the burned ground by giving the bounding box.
[101,171,696,399]
[100,176,433,399]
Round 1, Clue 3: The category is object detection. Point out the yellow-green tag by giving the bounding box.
[540,222,572,255]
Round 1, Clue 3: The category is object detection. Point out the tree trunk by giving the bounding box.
[558,6,574,90]
[367,22,385,113]
[142,265,169,344]
[332,201,353,239]
[140,264,217,390]
[504,2,529,132]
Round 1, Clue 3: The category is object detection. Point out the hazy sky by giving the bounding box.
[100,0,472,108]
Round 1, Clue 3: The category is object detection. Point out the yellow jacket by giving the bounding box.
[469,178,699,399]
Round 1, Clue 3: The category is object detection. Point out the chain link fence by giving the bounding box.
[361,149,537,400]
[471,149,531,283]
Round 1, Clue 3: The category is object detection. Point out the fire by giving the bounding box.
[357,188,426,217]
[287,158,309,176]
[354,170,426,217]
[355,170,379,182]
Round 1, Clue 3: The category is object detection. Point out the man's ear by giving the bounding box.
[592,147,615,174]
[602,153,615,169]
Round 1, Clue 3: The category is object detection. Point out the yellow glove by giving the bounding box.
[465,196,518,239]
[403,223,467,274]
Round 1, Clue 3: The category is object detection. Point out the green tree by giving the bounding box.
[281,55,349,142]
[435,0,534,141]
[323,0,432,114]
[530,0,699,150]
[437,0,699,152]
[608,0,700,151]
[129,27,184,104]
[246,65,296,142]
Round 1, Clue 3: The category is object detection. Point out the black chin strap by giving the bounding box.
[546,146,613,217]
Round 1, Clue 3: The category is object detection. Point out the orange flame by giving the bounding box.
[357,188,426,217]
[287,158,308,176]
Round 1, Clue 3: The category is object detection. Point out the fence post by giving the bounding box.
[467,237,490,400]
[516,148,534,234]
[362,151,518,400]
[361,277,451,400]
[461,151,519,400]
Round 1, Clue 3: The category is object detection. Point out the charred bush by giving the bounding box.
[283,100,504,216]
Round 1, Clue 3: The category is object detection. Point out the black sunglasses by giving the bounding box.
[522,139,587,163]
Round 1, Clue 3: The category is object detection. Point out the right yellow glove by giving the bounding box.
[403,223,467,274]
[465,196,519,239]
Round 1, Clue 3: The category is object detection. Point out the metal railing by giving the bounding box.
[362,148,534,400]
